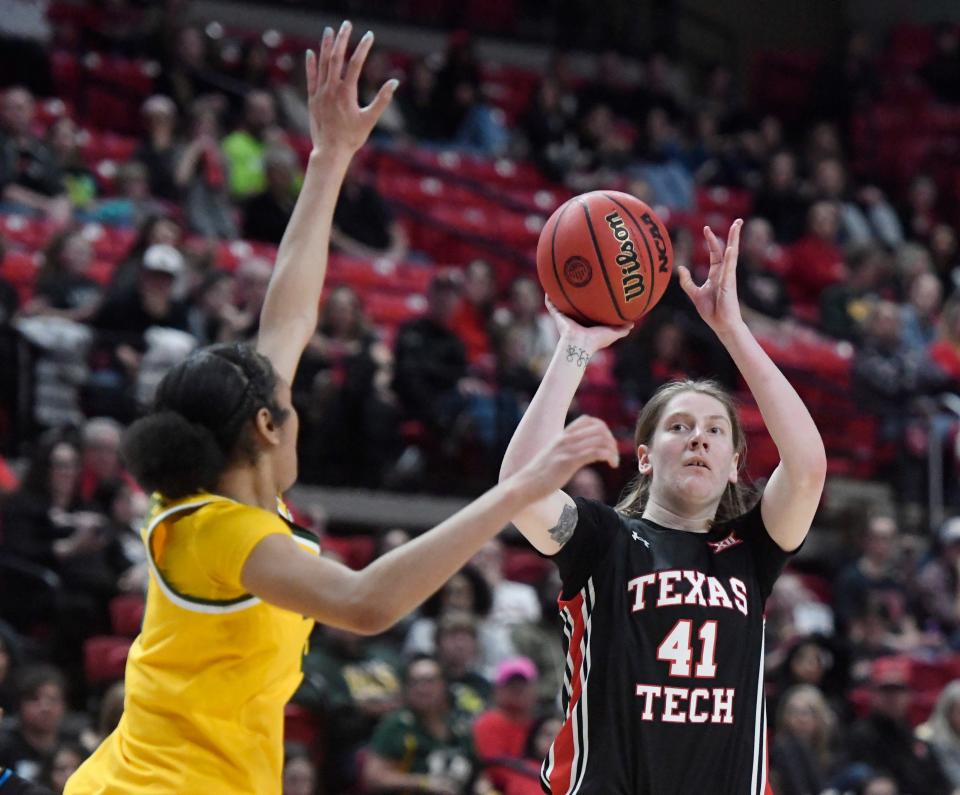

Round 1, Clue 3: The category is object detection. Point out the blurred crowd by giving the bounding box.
[4,1,960,794]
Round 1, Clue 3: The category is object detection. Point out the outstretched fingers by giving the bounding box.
[703,225,724,265]
[345,30,375,89]
[676,264,698,299]
[325,20,352,89]
[313,26,334,93]
[718,218,743,287]
[362,77,399,124]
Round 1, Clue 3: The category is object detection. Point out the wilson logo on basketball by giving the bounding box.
[564,255,593,287]
[640,212,671,273]
[604,211,645,302]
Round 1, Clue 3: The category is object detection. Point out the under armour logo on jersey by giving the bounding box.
[708,532,743,554]
[631,531,651,548]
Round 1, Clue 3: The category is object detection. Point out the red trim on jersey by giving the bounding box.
[763,726,774,795]
[550,590,586,794]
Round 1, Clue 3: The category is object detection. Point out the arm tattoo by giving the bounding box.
[565,345,590,367]
[549,503,578,547]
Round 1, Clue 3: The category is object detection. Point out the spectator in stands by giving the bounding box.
[833,513,908,635]
[392,270,473,433]
[45,118,96,213]
[522,77,577,182]
[21,230,102,323]
[774,636,846,719]
[786,200,846,311]
[296,284,400,486]
[44,743,84,794]
[736,217,791,327]
[820,246,891,342]
[900,271,942,352]
[91,161,166,227]
[242,145,298,245]
[405,565,514,675]
[396,57,440,141]
[769,684,838,795]
[108,214,183,298]
[76,417,137,503]
[156,26,231,114]
[357,50,405,139]
[451,260,496,365]
[430,31,507,156]
[930,295,960,386]
[89,243,191,418]
[924,680,960,789]
[811,158,903,249]
[281,744,317,795]
[364,656,487,795]
[499,714,563,795]
[331,162,408,262]
[921,23,960,105]
[492,322,542,421]
[472,656,538,792]
[231,254,272,340]
[295,624,401,793]
[852,299,943,456]
[930,223,960,295]
[135,95,180,202]
[185,270,246,346]
[223,89,282,200]
[901,174,941,242]
[435,610,491,719]
[174,100,237,239]
[491,277,557,378]
[0,666,71,783]
[565,466,605,502]
[914,518,960,648]
[0,86,69,222]
[857,774,899,795]
[615,315,701,404]
[844,656,952,795]
[753,151,807,243]
[235,39,272,94]
[471,539,541,629]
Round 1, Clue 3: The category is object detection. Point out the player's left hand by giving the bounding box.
[306,21,398,156]
[678,218,745,337]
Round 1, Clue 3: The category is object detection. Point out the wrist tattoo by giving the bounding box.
[565,345,590,368]
[549,503,578,547]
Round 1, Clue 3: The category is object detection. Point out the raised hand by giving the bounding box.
[545,296,633,354]
[305,21,398,155]
[678,218,744,337]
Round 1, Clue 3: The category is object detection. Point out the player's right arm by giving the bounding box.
[498,300,630,554]
[242,415,619,634]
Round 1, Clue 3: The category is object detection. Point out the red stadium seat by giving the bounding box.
[83,636,132,686]
[109,594,145,637]
[284,703,324,757]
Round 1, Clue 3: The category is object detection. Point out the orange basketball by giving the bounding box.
[536,190,674,326]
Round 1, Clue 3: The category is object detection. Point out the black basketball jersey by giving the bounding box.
[540,497,796,795]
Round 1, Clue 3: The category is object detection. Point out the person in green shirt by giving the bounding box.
[221,90,279,200]
[364,656,494,795]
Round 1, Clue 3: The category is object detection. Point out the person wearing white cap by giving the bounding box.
[89,243,191,419]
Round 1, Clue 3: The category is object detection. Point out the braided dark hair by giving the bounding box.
[121,343,290,499]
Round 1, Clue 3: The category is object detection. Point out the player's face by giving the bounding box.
[639,391,739,511]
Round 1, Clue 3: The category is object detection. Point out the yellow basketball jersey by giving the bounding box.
[65,493,318,795]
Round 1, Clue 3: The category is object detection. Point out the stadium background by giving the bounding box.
[3,0,960,792]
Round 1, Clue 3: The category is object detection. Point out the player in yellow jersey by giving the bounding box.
[64,21,620,795]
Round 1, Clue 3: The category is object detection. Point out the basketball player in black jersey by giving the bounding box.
[500,219,827,795]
